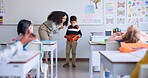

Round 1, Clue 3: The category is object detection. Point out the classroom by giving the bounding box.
[0,0,148,78]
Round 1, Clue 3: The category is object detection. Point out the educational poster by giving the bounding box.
[127,0,148,24]
[116,0,126,25]
[80,0,103,25]
[0,16,3,25]
[0,0,6,25]
[0,0,6,16]
[105,17,114,24]
[104,0,116,25]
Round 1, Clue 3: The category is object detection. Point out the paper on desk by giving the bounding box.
[129,48,148,58]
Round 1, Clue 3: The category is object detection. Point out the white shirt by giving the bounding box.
[0,41,23,64]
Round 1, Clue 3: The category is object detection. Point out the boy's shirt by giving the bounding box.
[65,25,82,38]
[65,25,82,42]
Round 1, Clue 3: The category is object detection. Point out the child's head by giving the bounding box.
[70,16,77,25]
[17,19,33,35]
[123,25,140,43]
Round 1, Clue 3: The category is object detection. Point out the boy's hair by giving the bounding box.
[70,16,77,22]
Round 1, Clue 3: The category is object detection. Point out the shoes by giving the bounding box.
[63,63,69,67]
[72,64,76,68]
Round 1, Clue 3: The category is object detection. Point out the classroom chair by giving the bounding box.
[139,64,148,78]
[106,41,120,51]
[0,42,10,49]
[26,41,49,78]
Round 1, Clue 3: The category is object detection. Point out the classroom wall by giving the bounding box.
[0,25,130,58]
[1,0,148,58]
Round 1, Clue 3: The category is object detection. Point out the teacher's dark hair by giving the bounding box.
[47,11,69,26]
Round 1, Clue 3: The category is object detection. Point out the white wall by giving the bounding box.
[0,24,131,58]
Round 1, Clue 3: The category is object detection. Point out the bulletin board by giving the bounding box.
[0,0,103,25]
[104,0,148,25]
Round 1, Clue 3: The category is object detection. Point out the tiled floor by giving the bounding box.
[58,60,89,78]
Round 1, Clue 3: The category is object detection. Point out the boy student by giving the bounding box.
[63,16,82,67]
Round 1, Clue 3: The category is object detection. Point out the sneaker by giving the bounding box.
[72,64,76,67]
[63,63,69,67]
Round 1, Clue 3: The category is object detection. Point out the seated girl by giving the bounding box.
[107,25,148,43]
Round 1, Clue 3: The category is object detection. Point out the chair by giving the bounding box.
[139,64,148,78]
[0,42,10,49]
[106,41,120,51]
[26,41,48,78]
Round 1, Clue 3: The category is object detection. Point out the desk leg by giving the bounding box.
[55,45,58,78]
[112,71,117,78]
[89,50,92,78]
[20,73,26,78]
[51,51,53,78]
[36,62,40,78]
[100,63,105,78]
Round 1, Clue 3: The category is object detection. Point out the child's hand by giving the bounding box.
[64,35,67,38]
[77,35,81,38]
[20,30,37,45]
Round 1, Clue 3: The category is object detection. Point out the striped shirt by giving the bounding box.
[65,25,82,37]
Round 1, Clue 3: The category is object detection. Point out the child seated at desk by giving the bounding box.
[0,30,37,64]
[107,25,148,44]
[14,19,40,78]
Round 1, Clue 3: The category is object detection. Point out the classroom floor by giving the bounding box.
[58,60,90,78]
[57,60,130,78]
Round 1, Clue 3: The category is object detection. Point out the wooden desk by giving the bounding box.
[100,51,141,78]
[89,41,106,78]
[41,40,58,78]
[0,51,41,78]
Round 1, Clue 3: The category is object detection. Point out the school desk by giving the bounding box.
[41,40,58,78]
[100,51,141,78]
[88,41,106,78]
[0,51,41,78]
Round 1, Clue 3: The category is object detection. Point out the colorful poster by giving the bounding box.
[80,0,103,25]
[104,0,115,25]
[105,2,114,15]
[0,0,6,16]
[127,0,148,24]
[116,0,126,25]
[0,16,3,25]
[105,17,115,24]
